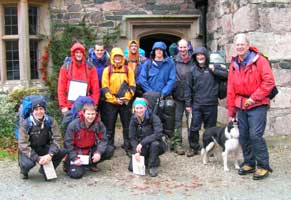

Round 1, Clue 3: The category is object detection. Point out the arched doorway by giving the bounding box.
[140,34,180,58]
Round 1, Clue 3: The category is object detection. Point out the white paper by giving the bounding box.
[78,155,90,165]
[43,161,57,180]
[132,155,145,176]
[67,80,88,101]
[188,112,192,129]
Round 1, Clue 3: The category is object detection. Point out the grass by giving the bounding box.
[0,149,17,161]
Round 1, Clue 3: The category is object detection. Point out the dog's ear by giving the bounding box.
[227,121,233,132]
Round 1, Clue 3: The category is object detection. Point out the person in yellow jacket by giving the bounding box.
[102,47,136,156]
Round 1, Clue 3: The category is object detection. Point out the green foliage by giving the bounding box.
[0,92,17,140]
[8,87,39,108]
[0,150,17,160]
[102,28,121,48]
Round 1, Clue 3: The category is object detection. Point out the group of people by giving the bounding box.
[18,33,275,181]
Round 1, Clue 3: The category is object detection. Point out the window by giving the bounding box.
[6,41,19,80]
[0,2,49,85]
[4,6,18,35]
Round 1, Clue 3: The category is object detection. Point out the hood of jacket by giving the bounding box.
[150,41,168,58]
[110,47,126,67]
[71,42,86,63]
[192,47,209,65]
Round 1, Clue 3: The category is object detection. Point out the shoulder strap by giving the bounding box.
[108,65,129,81]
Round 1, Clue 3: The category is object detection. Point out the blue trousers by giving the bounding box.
[238,105,271,171]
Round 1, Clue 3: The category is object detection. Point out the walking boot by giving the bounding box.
[253,168,269,180]
[238,165,256,175]
[149,167,158,177]
[174,145,185,155]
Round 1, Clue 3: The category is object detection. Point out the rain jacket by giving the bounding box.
[185,47,227,107]
[102,47,136,104]
[58,43,100,109]
[227,46,275,117]
[64,111,108,161]
[138,41,176,97]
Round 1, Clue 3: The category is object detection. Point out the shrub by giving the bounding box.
[0,92,17,148]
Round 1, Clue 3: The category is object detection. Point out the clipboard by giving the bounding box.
[132,155,145,176]
[67,80,88,101]
[43,161,57,180]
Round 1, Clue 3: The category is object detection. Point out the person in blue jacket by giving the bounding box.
[138,41,176,140]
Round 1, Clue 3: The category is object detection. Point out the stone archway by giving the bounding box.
[140,33,180,57]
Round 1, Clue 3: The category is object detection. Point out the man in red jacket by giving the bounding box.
[58,42,100,114]
[227,33,275,180]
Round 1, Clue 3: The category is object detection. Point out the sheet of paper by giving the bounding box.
[43,160,57,180]
[188,112,192,129]
[78,155,90,165]
[67,80,88,101]
[132,155,145,176]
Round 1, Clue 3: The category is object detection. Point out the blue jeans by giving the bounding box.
[238,105,271,170]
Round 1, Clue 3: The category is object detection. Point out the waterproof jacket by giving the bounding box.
[18,115,62,162]
[102,47,136,104]
[58,43,100,109]
[138,42,176,97]
[129,110,164,153]
[64,111,108,161]
[185,47,228,107]
[173,52,193,101]
[88,47,110,87]
[227,46,275,117]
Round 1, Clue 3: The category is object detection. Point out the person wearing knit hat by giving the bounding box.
[128,98,167,177]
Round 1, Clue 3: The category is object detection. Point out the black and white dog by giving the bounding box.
[201,120,240,171]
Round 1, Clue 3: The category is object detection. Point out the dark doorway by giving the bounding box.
[140,34,180,58]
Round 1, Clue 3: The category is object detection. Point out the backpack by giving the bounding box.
[62,56,95,79]
[15,95,51,140]
[254,53,278,99]
[61,96,95,132]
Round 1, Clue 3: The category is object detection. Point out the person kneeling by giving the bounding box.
[64,103,114,179]
[128,98,167,177]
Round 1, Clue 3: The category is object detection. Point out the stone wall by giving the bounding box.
[49,0,198,45]
[208,0,291,135]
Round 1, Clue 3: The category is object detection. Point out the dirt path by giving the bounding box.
[1,131,291,200]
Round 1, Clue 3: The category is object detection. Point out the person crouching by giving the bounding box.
[128,98,167,177]
[64,103,114,179]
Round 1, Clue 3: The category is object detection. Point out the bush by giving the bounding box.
[0,92,17,148]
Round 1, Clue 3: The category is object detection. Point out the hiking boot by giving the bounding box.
[186,148,199,157]
[238,165,256,175]
[253,168,269,180]
[149,167,158,177]
[174,145,185,155]
[90,165,101,172]
[21,172,28,180]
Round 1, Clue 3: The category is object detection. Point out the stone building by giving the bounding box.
[0,0,290,135]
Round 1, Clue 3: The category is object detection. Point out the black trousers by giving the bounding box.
[66,145,114,179]
[19,148,66,175]
[102,101,132,150]
[128,140,166,171]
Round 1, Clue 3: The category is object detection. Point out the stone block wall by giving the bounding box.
[208,0,291,135]
[49,0,197,44]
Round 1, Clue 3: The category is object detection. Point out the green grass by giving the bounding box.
[0,150,17,161]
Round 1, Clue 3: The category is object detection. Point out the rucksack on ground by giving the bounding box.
[61,96,95,133]
[15,95,51,140]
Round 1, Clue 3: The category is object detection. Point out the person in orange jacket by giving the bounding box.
[58,42,100,115]
[102,47,136,155]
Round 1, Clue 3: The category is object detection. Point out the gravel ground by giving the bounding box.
[1,128,291,200]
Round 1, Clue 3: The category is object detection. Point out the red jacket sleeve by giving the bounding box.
[58,66,69,108]
[88,67,100,105]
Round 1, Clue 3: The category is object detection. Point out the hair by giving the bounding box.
[177,38,188,47]
[94,43,104,50]
[234,33,250,45]
[83,103,97,112]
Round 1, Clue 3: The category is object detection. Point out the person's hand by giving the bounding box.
[38,154,52,165]
[134,153,141,162]
[117,98,124,105]
[186,107,192,113]
[73,158,82,166]
[209,64,215,72]
[228,117,234,122]
[245,98,255,107]
[61,107,69,114]
[136,144,142,153]
[92,153,101,163]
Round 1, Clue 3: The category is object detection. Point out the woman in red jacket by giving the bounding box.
[58,42,100,114]
[227,34,275,180]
